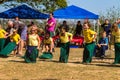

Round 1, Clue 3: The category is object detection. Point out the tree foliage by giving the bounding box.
[0,0,67,13]
[99,6,120,23]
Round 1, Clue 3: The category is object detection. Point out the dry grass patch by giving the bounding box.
[0,48,119,80]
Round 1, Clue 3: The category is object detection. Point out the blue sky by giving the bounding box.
[67,0,120,14]
[0,0,120,15]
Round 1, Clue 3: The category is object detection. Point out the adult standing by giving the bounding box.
[60,20,69,32]
[18,22,27,56]
[46,12,56,37]
[101,19,111,37]
[75,21,83,36]
[5,20,14,46]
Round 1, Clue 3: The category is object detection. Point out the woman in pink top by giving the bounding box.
[46,12,56,37]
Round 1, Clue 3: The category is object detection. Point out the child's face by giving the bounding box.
[61,28,65,33]
[45,33,50,39]
[102,33,106,38]
[13,31,17,34]
[31,29,36,34]
[83,23,89,30]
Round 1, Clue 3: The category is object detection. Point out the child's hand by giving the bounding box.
[37,46,39,50]
[42,49,45,53]
[50,50,52,53]
[97,44,101,47]
[11,40,13,42]
[4,36,8,38]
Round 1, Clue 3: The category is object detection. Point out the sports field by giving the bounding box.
[0,48,119,80]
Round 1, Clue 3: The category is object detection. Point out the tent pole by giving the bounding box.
[97,19,99,43]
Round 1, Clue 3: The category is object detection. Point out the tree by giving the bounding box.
[99,6,120,23]
[0,0,67,13]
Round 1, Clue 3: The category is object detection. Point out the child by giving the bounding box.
[112,22,120,64]
[82,22,97,64]
[0,29,20,57]
[10,29,20,56]
[0,25,7,51]
[59,27,73,63]
[24,27,40,63]
[39,31,54,59]
[94,32,108,58]
[43,31,53,52]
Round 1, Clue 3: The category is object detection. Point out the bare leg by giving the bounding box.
[45,45,49,52]
[18,39,24,55]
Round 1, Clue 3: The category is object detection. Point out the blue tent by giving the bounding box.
[0,4,48,19]
[53,5,99,19]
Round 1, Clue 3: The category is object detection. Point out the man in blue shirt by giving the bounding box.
[94,32,108,58]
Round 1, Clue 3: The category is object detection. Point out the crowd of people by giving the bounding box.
[0,12,120,64]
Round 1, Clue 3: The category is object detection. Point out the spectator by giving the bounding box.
[116,18,120,28]
[101,19,111,37]
[75,21,83,36]
[94,32,108,58]
[5,20,14,46]
[60,20,69,32]
[46,12,56,37]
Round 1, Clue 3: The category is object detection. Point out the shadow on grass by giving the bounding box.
[68,61,81,64]
[0,55,9,58]
[95,64,120,67]
[39,59,71,64]
[39,59,60,63]
[41,79,60,80]
[93,57,114,59]
[8,60,26,63]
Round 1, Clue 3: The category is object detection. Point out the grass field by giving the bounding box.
[0,48,120,80]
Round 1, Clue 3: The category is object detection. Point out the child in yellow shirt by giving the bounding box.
[0,29,20,57]
[0,25,7,51]
[59,27,73,63]
[39,31,54,59]
[10,29,20,56]
[112,23,120,64]
[24,27,40,63]
[82,22,97,64]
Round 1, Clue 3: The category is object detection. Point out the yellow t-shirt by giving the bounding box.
[83,29,96,43]
[60,32,73,43]
[10,33,20,44]
[44,37,52,45]
[28,34,39,46]
[112,29,120,43]
[0,29,6,38]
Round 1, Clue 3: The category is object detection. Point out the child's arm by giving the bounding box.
[93,32,97,42]
[67,32,73,41]
[50,38,54,53]
[16,34,21,45]
[37,34,41,49]
[10,36,13,42]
